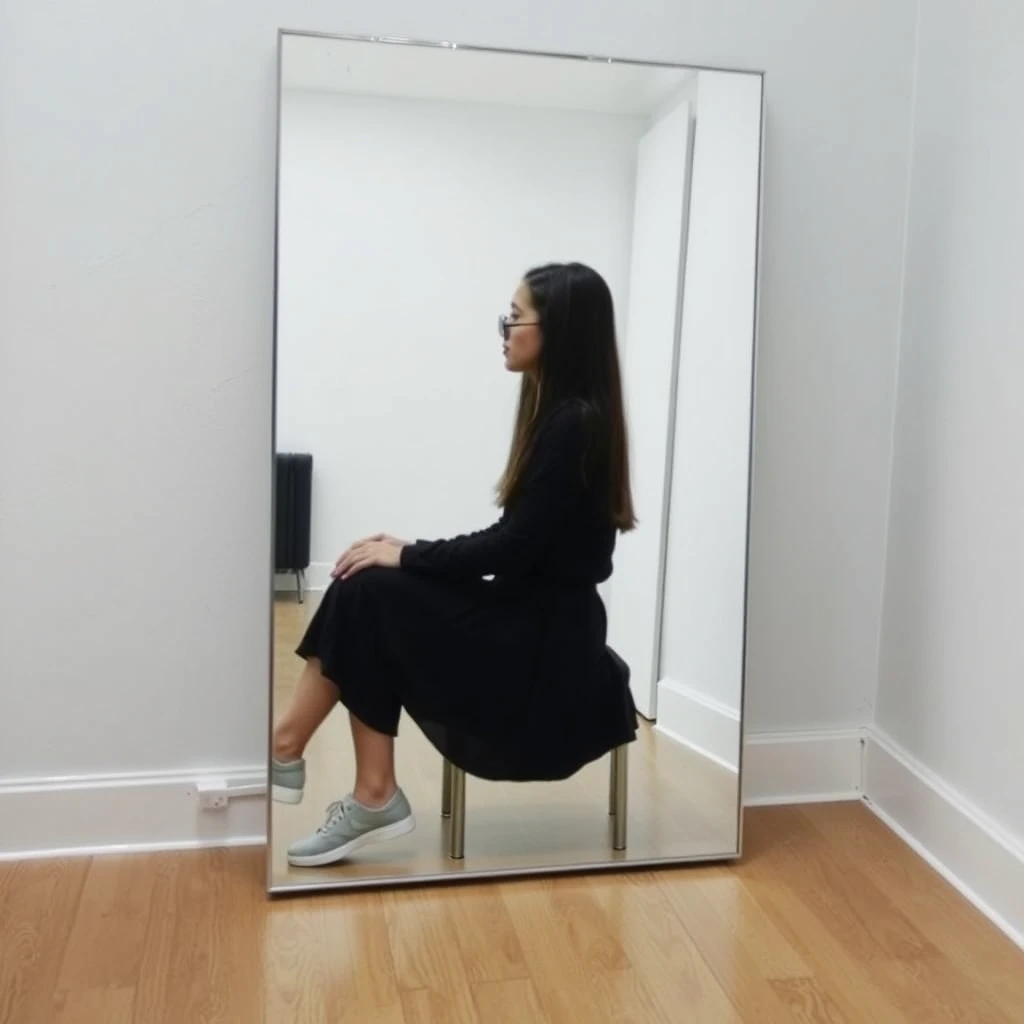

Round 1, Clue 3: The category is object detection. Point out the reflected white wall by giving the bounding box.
[276,89,641,580]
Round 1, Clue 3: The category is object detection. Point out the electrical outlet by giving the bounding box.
[197,777,230,811]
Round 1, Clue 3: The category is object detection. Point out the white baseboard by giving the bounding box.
[656,678,741,772]
[0,766,267,861]
[274,561,333,595]
[742,728,864,806]
[863,727,1024,951]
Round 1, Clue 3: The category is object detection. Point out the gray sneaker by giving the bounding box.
[271,758,306,804]
[287,790,416,867]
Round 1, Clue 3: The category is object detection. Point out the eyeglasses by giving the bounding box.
[498,314,540,341]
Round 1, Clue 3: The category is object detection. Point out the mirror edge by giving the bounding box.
[735,69,767,863]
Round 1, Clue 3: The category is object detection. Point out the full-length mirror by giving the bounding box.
[269,31,763,892]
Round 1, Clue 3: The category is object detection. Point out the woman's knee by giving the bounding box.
[330,566,390,593]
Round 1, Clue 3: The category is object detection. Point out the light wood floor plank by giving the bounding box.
[740,806,1016,1024]
[53,987,135,1024]
[499,878,632,1023]
[790,806,1017,1023]
[470,978,550,1024]
[736,808,949,1024]
[0,859,90,1024]
[382,887,480,1023]
[584,872,742,1023]
[655,865,811,1022]
[56,854,154,995]
[807,802,1024,1020]
[766,976,850,1024]
[264,888,406,1023]
[438,884,530,986]
[133,849,263,1024]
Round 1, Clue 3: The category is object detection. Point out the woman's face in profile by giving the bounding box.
[500,281,542,375]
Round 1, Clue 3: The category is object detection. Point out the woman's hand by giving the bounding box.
[331,534,408,580]
[364,533,408,548]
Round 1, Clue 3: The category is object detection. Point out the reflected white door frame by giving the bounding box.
[606,98,696,720]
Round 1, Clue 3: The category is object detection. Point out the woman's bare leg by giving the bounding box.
[272,657,338,761]
[349,713,398,808]
[273,657,400,808]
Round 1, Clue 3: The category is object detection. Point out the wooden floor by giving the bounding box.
[2,804,1022,1023]
[272,593,740,890]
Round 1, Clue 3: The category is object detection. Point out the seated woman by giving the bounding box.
[271,261,639,867]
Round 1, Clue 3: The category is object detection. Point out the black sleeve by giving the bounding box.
[400,404,586,580]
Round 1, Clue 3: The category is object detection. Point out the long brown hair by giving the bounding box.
[497,263,636,532]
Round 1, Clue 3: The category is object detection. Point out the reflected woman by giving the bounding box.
[271,261,639,867]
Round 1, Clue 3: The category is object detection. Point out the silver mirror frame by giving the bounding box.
[267,29,766,895]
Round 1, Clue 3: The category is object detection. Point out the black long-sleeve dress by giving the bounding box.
[294,399,638,781]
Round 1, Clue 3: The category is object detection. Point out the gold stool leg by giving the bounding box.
[441,758,453,818]
[449,765,466,860]
[611,745,628,851]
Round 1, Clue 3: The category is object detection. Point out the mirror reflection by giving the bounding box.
[270,32,763,891]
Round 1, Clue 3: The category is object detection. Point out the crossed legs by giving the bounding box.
[272,657,398,807]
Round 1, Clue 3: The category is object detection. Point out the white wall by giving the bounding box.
[276,90,640,577]
[877,2,1024,843]
[0,0,917,851]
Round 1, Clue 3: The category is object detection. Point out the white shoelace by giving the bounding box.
[317,798,350,834]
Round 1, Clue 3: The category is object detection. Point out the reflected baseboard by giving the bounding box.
[656,677,740,772]
[274,561,334,595]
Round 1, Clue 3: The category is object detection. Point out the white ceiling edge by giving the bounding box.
[279,34,697,118]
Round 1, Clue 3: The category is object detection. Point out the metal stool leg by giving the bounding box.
[609,750,618,816]
[611,745,628,851]
[441,759,453,817]
[449,765,466,859]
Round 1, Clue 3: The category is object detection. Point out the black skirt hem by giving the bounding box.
[294,645,402,738]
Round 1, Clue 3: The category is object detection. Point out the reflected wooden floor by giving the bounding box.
[271,593,740,890]
[3,805,1022,1023]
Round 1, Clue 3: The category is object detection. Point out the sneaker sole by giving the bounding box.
[272,784,304,805]
[287,814,417,868]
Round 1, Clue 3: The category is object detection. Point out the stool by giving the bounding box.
[440,745,629,859]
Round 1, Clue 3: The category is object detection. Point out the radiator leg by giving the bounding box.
[296,569,305,604]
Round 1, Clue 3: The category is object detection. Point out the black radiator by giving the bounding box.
[274,452,313,602]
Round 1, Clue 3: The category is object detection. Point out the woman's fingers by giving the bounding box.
[334,537,371,574]
[340,547,375,579]
[340,541,401,579]
[332,537,402,580]
[342,535,381,560]
[333,547,359,577]
[340,552,373,580]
